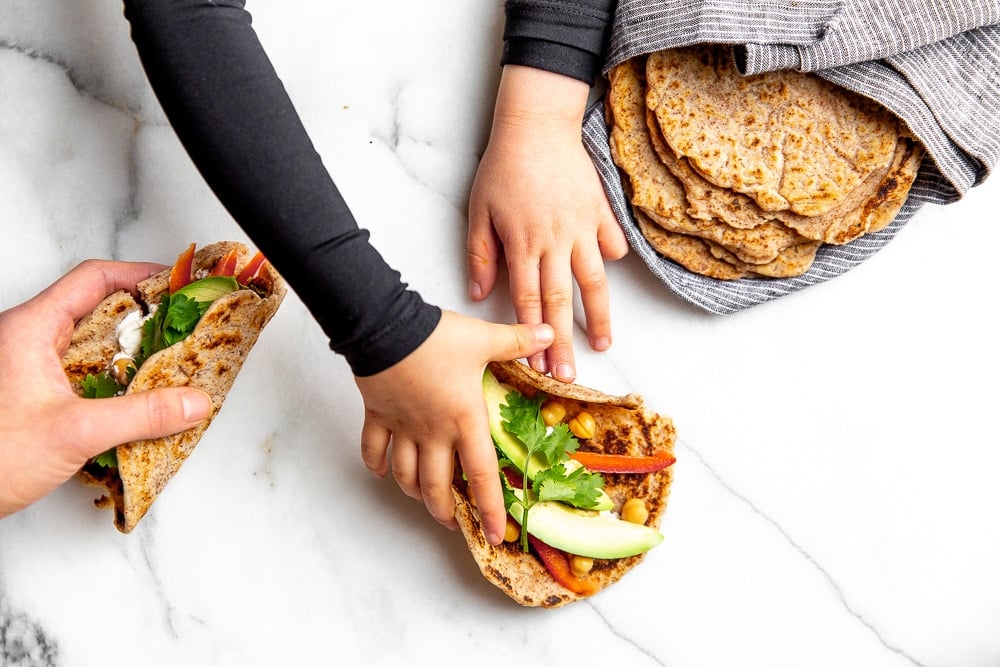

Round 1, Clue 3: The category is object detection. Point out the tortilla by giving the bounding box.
[62,241,286,532]
[453,360,676,608]
[646,45,901,216]
[608,56,810,265]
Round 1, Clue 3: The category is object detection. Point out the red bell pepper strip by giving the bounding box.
[502,467,524,490]
[209,248,240,277]
[527,535,600,597]
[168,242,196,294]
[568,450,675,474]
[236,250,268,286]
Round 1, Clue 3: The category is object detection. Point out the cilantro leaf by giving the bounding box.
[533,463,604,509]
[139,294,170,362]
[91,448,118,468]
[81,372,120,399]
[500,391,548,459]
[537,422,578,464]
[495,387,608,551]
[161,293,210,346]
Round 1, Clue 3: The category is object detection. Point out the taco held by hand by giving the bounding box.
[61,241,286,533]
[453,360,676,607]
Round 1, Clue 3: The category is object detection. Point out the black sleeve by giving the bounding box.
[500,0,615,85]
[121,0,440,377]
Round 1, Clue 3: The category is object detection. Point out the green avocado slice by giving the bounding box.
[483,368,614,512]
[173,275,240,302]
[508,489,663,559]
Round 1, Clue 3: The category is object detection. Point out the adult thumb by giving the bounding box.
[486,321,555,363]
[72,387,213,459]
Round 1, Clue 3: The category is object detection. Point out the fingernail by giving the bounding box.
[532,355,547,374]
[593,336,610,351]
[469,281,482,300]
[535,324,554,345]
[555,363,575,382]
[486,531,502,546]
[182,391,212,421]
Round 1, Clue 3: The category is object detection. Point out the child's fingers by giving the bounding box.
[571,243,613,352]
[390,437,422,501]
[418,443,460,531]
[360,417,391,478]
[467,210,501,302]
[539,250,577,383]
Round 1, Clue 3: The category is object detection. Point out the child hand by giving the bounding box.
[355,310,553,546]
[468,65,628,383]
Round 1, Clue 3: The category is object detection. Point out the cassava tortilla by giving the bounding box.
[62,241,286,533]
[452,360,676,608]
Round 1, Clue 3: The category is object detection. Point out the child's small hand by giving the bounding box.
[355,310,553,546]
[468,65,628,383]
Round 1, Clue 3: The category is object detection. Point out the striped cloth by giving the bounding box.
[583,0,1000,313]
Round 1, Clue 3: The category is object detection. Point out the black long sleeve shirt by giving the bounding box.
[122,0,439,377]
[501,0,615,85]
[122,0,606,375]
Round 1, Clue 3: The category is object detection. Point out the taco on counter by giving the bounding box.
[453,360,676,607]
[61,241,286,532]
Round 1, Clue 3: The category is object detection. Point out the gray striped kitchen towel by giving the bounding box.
[583,0,1000,313]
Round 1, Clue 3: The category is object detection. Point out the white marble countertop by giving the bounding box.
[3,2,999,666]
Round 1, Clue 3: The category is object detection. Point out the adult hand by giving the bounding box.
[0,260,212,519]
[468,65,628,383]
[355,310,553,546]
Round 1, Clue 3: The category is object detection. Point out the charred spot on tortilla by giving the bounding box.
[62,241,287,533]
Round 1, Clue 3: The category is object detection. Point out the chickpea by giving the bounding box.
[503,516,521,543]
[110,357,135,386]
[621,498,649,525]
[570,555,594,577]
[540,400,567,426]
[568,411,596,440]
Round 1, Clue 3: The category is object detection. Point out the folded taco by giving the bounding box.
[61,241,286,532]
[453,360,676,607]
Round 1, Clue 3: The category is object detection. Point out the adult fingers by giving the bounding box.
[66,387,212,462]
[38,260,167,323]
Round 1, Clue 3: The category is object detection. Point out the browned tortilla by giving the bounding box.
[63,241,286,532]
[453,360,676,607]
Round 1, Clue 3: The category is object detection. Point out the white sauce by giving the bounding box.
[115,305,157,358]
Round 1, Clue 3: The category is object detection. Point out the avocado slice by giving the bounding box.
[173,275,240,302]
[483,369,613,512]
[508,489,663,559]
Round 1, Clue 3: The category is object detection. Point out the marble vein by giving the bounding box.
[587,601,666,666]
[0,593,58,667]
[680,441,928,667]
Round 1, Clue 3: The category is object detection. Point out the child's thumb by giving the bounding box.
[487,322,555,363]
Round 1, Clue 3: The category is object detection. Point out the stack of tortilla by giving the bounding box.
[607,45,924,280]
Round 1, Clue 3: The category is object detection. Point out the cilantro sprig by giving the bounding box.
[498,390,605,552]
[81,372,120,399]
[137,292,212,367]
